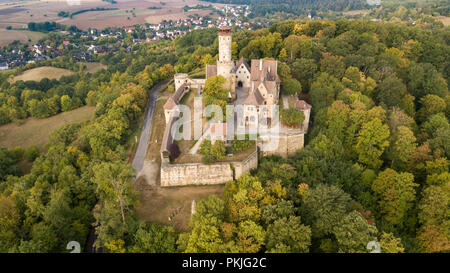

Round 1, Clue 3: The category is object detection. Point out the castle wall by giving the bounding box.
[161,162,233,187]
[160,149,258,187]
[233,150,258,179]
[258,130,305,158]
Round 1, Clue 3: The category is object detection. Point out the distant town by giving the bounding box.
[0,5,253,70]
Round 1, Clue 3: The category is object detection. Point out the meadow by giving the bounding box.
[0,105,95,150]
[10,66,75,83]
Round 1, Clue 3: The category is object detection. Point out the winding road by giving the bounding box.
[132,81,167,173]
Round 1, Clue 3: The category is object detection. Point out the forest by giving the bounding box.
[0,17,449,252]
[175,19,449,253]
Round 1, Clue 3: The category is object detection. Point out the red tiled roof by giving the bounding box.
[244,89,264,106]
[232,57,250,73]
[295,100,312,111]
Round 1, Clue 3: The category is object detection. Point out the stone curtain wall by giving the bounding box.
[233,150,258,179]
[259,130,305,158]
[160,162,233,187]
[160,149,258,187]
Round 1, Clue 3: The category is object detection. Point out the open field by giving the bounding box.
[342,9,370,16]
[0,106,95,150]
[82,62,107,73]
[144,8,216,24]
[135,183,224,231]
[0,0,222,31]
[10,66,75,82]
[438,16,450,27]
[0,29,47,46]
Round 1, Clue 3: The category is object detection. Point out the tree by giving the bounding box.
[291,58,317,92]
[0,195,20,252]
[282,78,302,95]
[310,72,343,111]
[24,146,40,162]
[407,63,447,99]
[301,184,353,238]
[416,94,446,124]
[236,220,266,253]
[266,216,311,253]
[333,211,378,253]
[355,118,390,169]
[92,161,136,223]
[320,54,346,80]
[184,195,226,253]
[388,126,417,170]
[372,169,418,227]
[0,148,20,180]
[278,48,288,62]
[203,75,229,109]
[417,183,450,252]
[130,223,178,253]
[200,140,226,163]
[379,232,405,253]
[60,95,73,112]
[376,75,407,109]
[280,108,305,128]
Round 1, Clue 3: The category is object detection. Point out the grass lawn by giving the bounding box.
[10,66,75,83]
[0,106,95,150]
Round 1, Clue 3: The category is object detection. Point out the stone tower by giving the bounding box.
[218,26,232,63]
[217,26,235,94]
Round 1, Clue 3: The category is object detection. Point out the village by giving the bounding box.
[0,4,252,70]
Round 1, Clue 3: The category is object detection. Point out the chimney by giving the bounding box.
[259,59,262,71]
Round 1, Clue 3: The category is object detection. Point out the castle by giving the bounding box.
[167,26,282,130]
[158,27,311,187]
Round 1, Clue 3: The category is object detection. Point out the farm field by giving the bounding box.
[0,0,221,31]
[10,66,75,82]
[438,16,450,26]
[0,105,95,150]
[0,29,47,47]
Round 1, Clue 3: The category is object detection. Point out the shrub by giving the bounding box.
[24,146,40,162]
[280,108,305,128]
[231,135,255,153]
[168,143,180,161]
[199,140,226,163]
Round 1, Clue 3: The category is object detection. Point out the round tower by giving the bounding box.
[174,73,189,91]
